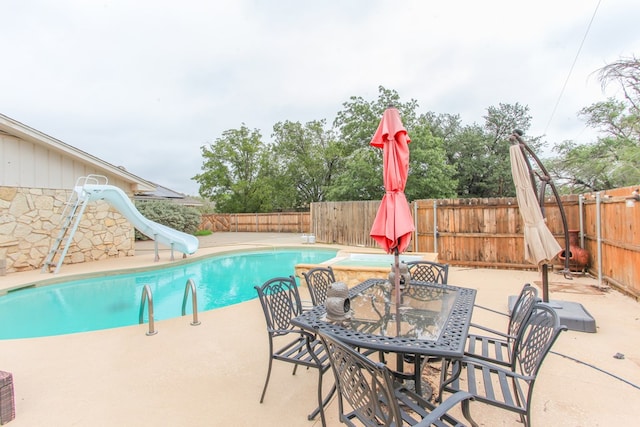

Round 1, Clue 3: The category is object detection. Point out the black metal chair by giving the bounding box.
[317,329,473,427]
[302,266,336,306]
[254,276,334,426]
[466,283,540,366]
[439,303,568,427]
[405,260,449,284]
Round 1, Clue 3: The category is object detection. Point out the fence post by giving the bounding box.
[596,192,603,288]
[433,200,438,254]
[579,194,585,248]
[413,202,418,252]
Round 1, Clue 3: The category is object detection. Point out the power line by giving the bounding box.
[544,0,602,137]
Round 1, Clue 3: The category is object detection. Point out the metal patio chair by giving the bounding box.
[317,329,473,427]
[405,260,449,284]
[466,283,540,366]
[302,266,336,306]
[439,303,568,427]
[254,276,334,427]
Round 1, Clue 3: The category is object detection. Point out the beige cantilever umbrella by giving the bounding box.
[509,143,561,265]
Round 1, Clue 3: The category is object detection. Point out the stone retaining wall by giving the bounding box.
[0,186,135,274]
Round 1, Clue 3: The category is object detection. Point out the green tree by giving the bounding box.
[550,55,640,192]
[271,120,339,208]
[193,125,274,213]
[447,103,534,197]
[406,117,457,199]
[326,147,383,201]
[333,86,419,153]
[548,138,632,192]
[329,86,456,201]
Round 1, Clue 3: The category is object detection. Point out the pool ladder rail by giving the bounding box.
[138,279,201,336]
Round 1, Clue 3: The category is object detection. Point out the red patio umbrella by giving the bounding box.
[369,107,415,328]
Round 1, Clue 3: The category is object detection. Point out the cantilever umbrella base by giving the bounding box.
[508,296,596,333]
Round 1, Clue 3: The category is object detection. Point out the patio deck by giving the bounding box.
[1,232,639,426]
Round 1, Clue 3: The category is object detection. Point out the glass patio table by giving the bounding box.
[292,278,476,396]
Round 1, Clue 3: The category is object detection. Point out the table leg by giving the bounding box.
[392,353,432,399]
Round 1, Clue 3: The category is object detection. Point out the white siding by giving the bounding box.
[1,133,133,191]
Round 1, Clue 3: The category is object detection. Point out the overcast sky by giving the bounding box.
[2,0,639,195]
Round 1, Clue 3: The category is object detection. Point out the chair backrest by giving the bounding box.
[254,276,303,335]
[405,260,449,284]
[302,266,336,306]
[316,330,404,426]
[513,303,567,377]
[507,283,539,339]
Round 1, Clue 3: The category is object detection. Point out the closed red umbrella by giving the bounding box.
[369,107,415,330]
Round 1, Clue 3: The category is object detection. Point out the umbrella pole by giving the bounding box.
[542,263,550,302]
[394,246,402,373]
[394,247,401,333]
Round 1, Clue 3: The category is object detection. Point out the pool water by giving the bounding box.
[0,248,337,339]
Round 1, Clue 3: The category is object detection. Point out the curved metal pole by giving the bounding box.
[182,279,201,326]
[139,284,158,336]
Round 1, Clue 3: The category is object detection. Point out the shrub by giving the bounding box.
[134,201,201,240]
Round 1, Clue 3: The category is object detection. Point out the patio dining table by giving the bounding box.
[292,278,477,397]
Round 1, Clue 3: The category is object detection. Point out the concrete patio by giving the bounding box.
[1,232,639,426]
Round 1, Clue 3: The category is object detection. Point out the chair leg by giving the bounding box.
[307,385,336,424]
[259,357,274,403]
[461,399,479,427]
[307,372,336,427]
[438,358,463,404]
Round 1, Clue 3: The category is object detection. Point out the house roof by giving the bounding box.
[0,113,156,193]
[134,183,203,207]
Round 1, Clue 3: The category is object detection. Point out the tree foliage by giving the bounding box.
[430,103,535,197]
[193,125,275,212]
[193,55,640,212]
[271,120,339,208]
[550,56,640,192]
[330,86,457,201]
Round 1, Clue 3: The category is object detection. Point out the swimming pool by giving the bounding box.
[0,248,337,339]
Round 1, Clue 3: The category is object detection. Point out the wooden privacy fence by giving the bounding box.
[310,185,640,299]
[411,196,584,269]
[200,212,310,233]
[198,185,639,298]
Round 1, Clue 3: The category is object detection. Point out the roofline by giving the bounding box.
[0,113,155,192]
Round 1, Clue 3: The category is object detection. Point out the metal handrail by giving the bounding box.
[182,279,201,326]
[139,285,158,335]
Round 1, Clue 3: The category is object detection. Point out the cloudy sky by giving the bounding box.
[2,0,639,195]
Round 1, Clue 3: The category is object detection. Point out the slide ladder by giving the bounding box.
[41,175,105,274]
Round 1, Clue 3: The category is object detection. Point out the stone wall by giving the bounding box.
[0,186,135,274]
